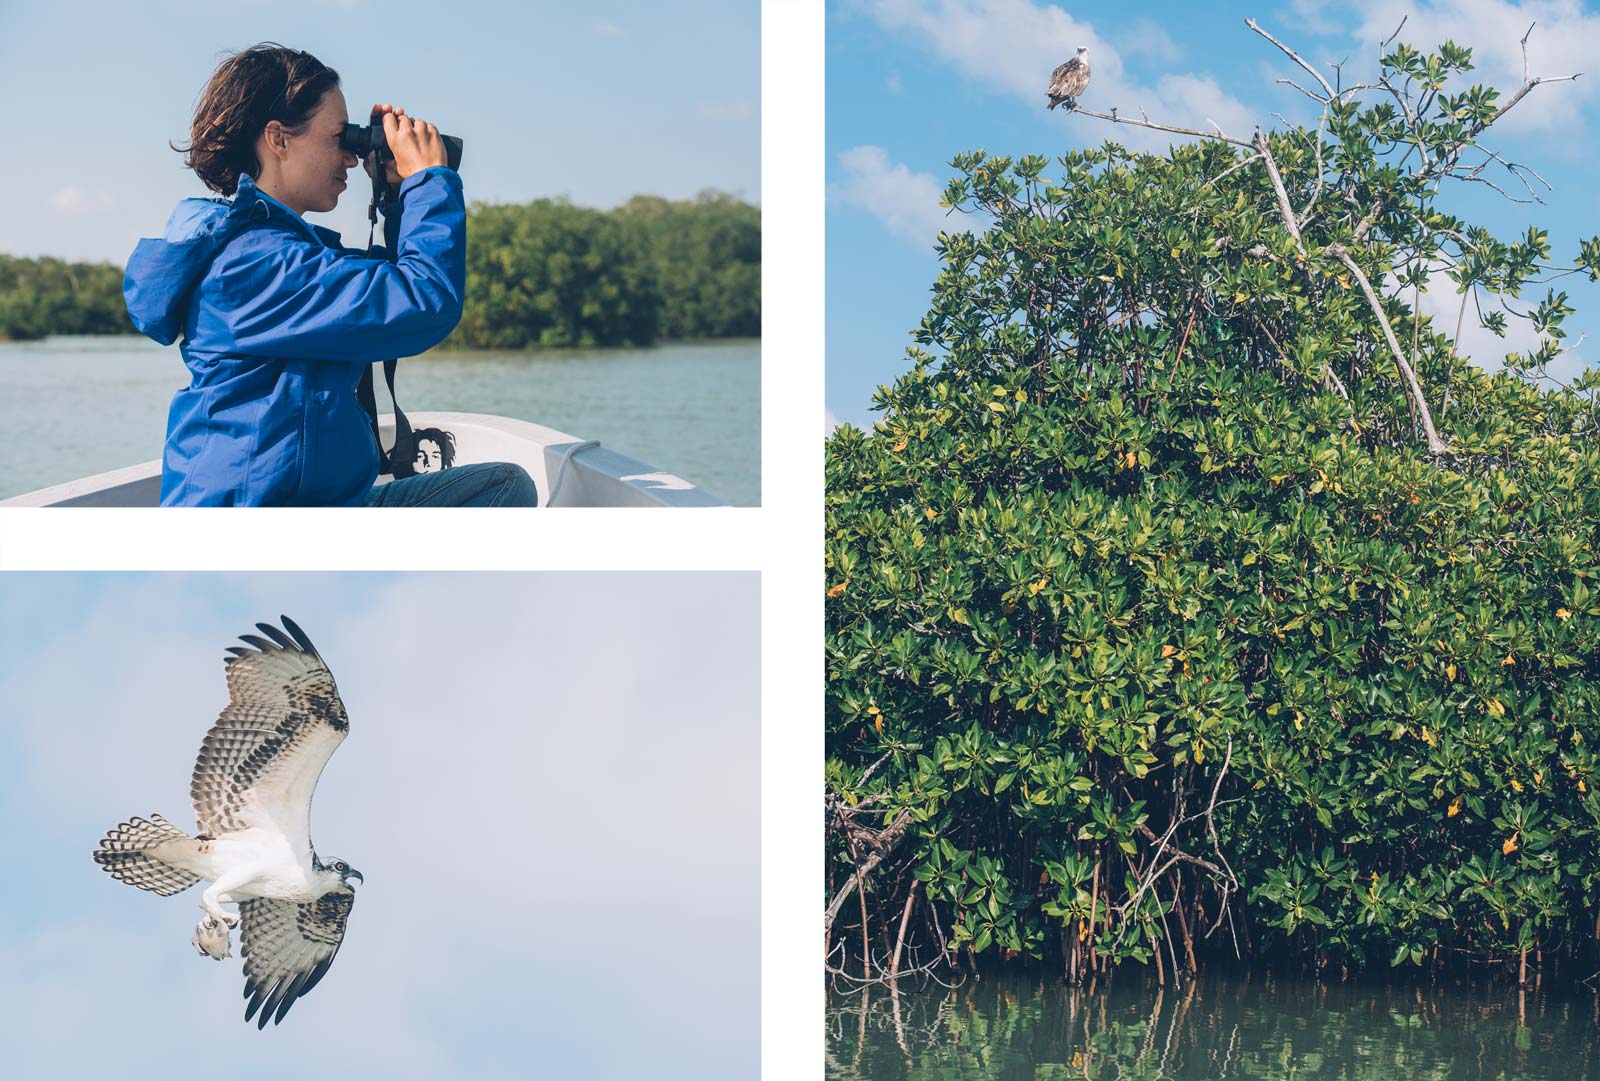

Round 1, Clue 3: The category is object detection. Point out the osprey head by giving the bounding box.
[1077,47,1089,58]
[320,856,364,889]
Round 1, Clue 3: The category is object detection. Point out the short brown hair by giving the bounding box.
[174,44,341,196]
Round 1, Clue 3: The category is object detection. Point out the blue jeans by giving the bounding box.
[363,462,539,507]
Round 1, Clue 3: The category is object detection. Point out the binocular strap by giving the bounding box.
[357,359,417,479]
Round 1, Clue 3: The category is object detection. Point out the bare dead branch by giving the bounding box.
[825,808,915,934]
[1277,77,1325,105]
[1247,18,1334,99]
[1068,104,1255,148]
[1327,242,1448,453]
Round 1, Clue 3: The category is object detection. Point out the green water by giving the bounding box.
[0,335,760,504]
[827,969,1600,1079]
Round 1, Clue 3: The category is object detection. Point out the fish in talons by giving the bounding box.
[193,912,232,960]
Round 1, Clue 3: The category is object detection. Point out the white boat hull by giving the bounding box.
[0,412,725,508]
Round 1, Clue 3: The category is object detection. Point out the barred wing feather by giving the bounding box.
[190,616,348,850]
[239,893,354,1028]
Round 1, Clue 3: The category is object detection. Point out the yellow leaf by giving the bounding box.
[1014,389,1027,403]
[891,437,908,452]
[1233,291,1247,303]
[1510,778,1524,793]
[1124,450,1137,469]
[874,715,884,733]
[1160,644,1178,658]
[1294,713,1304,732]
[1338,275,1350,287]
[1029,577,1049,596]
[925,507,937,519]
[1501,653,1514,667]
[1447,795,1462,818]
[1421,726,1436,746]
[1581,778,1589,793]
[827,583,847,598]
[1445,662,1456,681]
[867,705,880,715]
[1503,833,1519,855]
[1486,698,1505,717]
[1557,608,1572,620]
[1534,771,1543,786]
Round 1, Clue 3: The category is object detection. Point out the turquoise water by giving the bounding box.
[827,969,1600,1080]
[0,336,760,504]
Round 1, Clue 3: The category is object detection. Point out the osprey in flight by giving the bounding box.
[1047,47,1091,110]
[94,616,362,1029]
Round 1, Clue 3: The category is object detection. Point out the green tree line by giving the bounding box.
[0,255,129,340]
[0,190,759,346]
[826,29,1600,992]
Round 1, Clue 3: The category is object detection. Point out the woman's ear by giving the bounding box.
[262,120,289,161]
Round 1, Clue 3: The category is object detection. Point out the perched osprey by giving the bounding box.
[1047,47,1091,110]
[94,616,362,1029]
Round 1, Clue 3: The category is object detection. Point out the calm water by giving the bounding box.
[827,970,1600,1080]
[0,336,759,504]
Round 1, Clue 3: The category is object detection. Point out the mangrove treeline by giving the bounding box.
[0,190,759,347]
[826,34,1600,993]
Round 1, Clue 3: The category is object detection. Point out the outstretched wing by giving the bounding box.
[238,893,354,1028]
[190,616,348,852]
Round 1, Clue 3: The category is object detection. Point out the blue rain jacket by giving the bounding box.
[123,167,466,506]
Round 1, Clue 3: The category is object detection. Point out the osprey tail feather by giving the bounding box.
[94,814,204,896]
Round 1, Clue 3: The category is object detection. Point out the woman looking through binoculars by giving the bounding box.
[124,43,537,507]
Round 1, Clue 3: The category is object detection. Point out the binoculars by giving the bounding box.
[341,122,463,172]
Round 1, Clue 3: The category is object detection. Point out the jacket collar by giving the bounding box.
[234,173,344,249]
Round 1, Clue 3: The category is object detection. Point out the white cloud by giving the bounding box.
[1117,17,1183,65]
[1350,0,1598,132]
[48,186,112,215]
[830,145,954,247]
[1415,271,1587,382]
[857,0,1260,149]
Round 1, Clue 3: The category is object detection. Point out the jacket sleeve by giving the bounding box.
[212,167,466,362]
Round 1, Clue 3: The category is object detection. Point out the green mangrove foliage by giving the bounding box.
[448,191,759,348]
[826,32,1600,989]
[0,255,129,340]
[0,192,759,347]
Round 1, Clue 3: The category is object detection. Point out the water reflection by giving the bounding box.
[826,969,1600,1079]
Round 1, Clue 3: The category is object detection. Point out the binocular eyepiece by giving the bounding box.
[341,122,463,172]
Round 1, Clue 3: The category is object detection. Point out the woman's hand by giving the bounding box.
[362,103,448,186]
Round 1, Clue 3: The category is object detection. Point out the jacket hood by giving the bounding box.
[123,173,301,345]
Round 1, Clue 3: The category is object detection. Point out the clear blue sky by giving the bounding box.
[0,572,759,1080]
[0,0,759,264]
[827,0,1600,429]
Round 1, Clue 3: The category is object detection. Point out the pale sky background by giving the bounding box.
[828,0,1600,429]
[0,572,759,1079]
[0,0,760,264]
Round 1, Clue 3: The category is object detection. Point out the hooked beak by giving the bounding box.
[346,869,364,886]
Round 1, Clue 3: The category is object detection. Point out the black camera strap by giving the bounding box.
[357,358,414,476]
[358,152,416,478]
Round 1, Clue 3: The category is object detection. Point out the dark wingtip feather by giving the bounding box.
[279,615,319,657]
[257,622,296,651]
[238,633,276,653]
